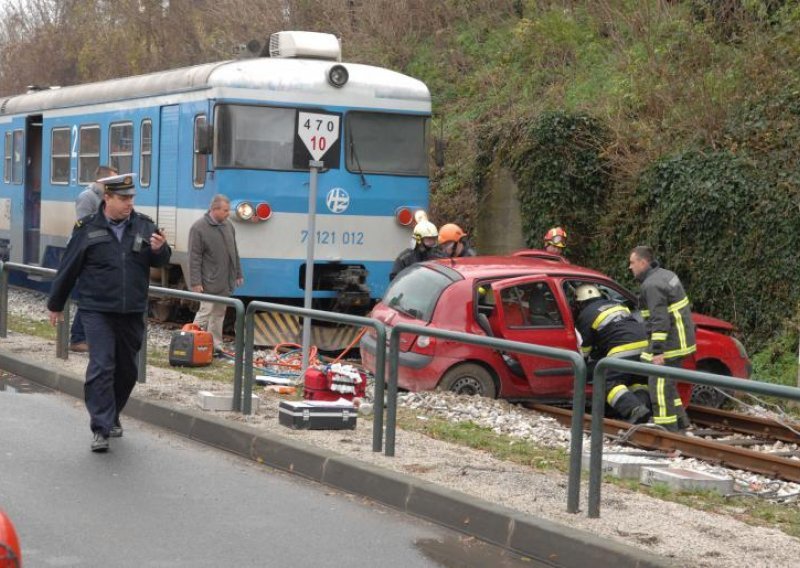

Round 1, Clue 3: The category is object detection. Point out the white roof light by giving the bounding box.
[268,31,341,62]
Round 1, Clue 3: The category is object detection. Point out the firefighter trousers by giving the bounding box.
[648,357,690,431]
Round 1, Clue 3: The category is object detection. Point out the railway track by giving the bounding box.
[529,404,800,483]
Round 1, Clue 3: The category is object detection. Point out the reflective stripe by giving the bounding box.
[607,384,629,406]
[591,305,630,331]
[641,309,650,318]
[630,383,648,391]
[674,306,688,350]
[607,340,648,358]
[656,377,667,419]
[651,332,668,341]
[640,344,696,361]
[581,346,592,355]
[653,415,678,425]
[668,297,689,312]
[674,398,683,406]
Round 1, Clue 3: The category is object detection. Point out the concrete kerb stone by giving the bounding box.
[0,348,671,568]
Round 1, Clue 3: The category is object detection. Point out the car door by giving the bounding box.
[490,276,580,397]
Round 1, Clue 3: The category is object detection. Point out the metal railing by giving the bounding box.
[0,261,245,404]
[385,321,588,514]
[589,358,800,518]
[244,301,388,453]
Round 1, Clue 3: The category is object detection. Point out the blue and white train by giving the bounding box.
[0,31,431,332]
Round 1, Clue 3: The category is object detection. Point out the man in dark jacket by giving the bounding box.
[48,174,171,452]
[574,284,651,423]
[389,217,439,281]
[629,246,696,432]
[189,194,243,353]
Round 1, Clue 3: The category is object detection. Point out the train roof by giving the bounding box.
[0,57,431,116]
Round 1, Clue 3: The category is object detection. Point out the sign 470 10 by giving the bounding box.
[297,111,340,162]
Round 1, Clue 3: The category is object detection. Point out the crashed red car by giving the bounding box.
[360,255,751,408]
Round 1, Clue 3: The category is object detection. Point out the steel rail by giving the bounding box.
[687,405,800,444]
[532,404,800,483]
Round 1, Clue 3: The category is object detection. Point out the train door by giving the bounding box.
[156,105,178,245]
[23,115,42,264]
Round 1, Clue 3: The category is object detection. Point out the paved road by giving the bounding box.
[0,374,534,568]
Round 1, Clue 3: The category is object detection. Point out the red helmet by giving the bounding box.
[0,509,21,568]
[543,226,567,248]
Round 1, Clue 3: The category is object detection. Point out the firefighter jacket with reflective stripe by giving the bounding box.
[636,263,696,361]
[575,298,648,361]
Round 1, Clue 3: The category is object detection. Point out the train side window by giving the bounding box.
[140,119,152,187]
[3,132,10,183]
[109,122,133,174]
[193,114,207,187]
[51,127,71,184]
[78,125,100,184]
[11,130,23,184]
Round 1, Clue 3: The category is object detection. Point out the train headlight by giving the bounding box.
[327,64,349,88]
[236,202,254,221]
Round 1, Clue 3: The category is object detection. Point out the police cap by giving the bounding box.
[99,173,137,196]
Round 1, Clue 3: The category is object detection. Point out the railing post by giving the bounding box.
[232,300,245,412]
[567,360,587,514]
[0,261,7,338]
[385,328,400,457]
[371,324,387,453]
[588,361,608,519]
[55,302,70,360]
[242,307,256,415]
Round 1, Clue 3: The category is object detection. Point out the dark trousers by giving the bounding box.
[648,357,690,431]
[81,311,144,436]
[70,307,85,344]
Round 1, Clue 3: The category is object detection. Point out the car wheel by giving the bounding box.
[691,361,732,408]
[438,363,497,398]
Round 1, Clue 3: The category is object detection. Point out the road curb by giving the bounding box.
[0,349,672,567]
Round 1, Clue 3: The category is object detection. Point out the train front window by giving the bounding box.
[214,105,297,170]
[345,112,428,176]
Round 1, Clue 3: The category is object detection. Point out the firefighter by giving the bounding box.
[573,284,651,423]
[543,226,567,256]
[389,212,439,281]
[629,246,696,432]
[437,223,476,258]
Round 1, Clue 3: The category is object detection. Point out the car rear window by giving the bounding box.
[383,265,455,322]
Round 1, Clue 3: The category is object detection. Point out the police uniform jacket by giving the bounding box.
[47,205,171,314]
[636,262,697,361]
[575,298,648,361]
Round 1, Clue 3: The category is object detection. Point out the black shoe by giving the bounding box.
[626,405,651,424]
[110,418,123,438]
[91,432,109,452]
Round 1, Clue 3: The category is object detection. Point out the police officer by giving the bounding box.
[574,284,651,423]
[629,246,696,432]
[47,173,171,452]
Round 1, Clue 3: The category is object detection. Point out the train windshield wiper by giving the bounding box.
[347,121,369,188]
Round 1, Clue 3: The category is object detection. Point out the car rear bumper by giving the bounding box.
[359,333,433,370]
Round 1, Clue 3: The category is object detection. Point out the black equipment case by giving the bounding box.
[278,400,357,430]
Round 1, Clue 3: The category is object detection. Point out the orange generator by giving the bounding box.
[169,323,214,367]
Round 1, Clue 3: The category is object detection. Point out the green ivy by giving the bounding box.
[499,111,612,260]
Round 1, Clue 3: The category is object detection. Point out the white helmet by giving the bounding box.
[575,284,601,302]
[413,220,438,241]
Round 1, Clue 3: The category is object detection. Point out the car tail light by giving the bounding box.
[411,334,436,355]
[395,207,414,226]
[256,202,272,221]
